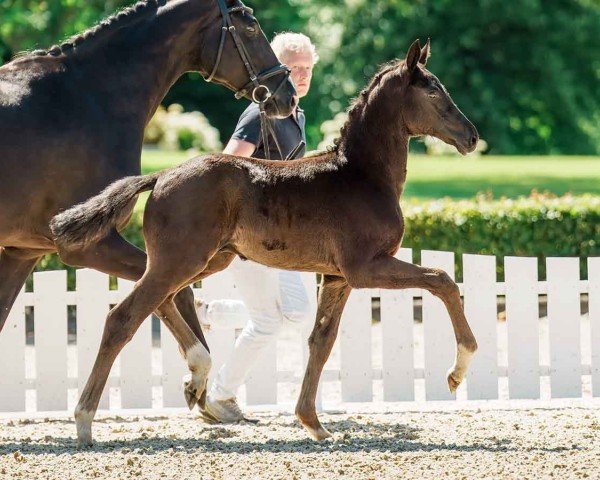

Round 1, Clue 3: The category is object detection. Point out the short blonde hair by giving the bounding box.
[270,32,319,65]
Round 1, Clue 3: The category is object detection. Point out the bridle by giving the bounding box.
[203,0,296,160]
[204,0,290,100]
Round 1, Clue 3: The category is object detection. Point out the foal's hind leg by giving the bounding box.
[296,275,351,440]
[0,248,42,332]
[75,274,170,447]
[75,250,232,446]
[344,255,478,392]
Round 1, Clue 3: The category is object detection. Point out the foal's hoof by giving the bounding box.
[297,413,333,441]
[306,424,333,442]
[183,378,208,411]
[446,371,462,393]
[77,436,94,449]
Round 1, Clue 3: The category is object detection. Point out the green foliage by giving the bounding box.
[0,1,132,55]
[144,104,222,153]
[1,0,599,153]
[304,0,600,155]
[402,194,600,279]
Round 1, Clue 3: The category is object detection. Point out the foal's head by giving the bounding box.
[396,39,478,154]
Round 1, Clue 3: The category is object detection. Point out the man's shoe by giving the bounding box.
[200,397,246,424]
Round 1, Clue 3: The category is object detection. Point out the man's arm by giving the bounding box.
[223,138,256,157]
[224,104,261,157]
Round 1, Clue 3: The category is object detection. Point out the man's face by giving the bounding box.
[281,50,314,99]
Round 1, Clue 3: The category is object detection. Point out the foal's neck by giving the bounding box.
[78,0,213,125]
[343,94,410,198]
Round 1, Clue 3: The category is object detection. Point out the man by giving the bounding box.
[199,32,318,423]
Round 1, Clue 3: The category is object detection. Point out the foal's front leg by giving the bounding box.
[296,275,351,440]
[345,255,477,392]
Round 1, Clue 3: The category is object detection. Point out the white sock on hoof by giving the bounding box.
[185,343,212,382]
[74,407,94,445]
[454,343,475,379]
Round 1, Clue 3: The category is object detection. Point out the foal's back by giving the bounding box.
[144,152,403,275]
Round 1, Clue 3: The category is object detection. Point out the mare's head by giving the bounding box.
[397,39,478,154]
[198,0,296,118]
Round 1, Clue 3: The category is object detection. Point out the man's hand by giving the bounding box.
[223,138,256,157]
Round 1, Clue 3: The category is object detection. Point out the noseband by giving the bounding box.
[204,0,291,106]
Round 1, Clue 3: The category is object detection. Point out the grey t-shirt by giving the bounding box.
[230,102,306,160]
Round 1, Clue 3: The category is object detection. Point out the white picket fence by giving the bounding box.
[0,249,598,414]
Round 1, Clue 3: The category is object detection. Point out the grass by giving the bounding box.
[141,149,600,200]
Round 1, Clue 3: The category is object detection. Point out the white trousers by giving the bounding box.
[207,259,312,401]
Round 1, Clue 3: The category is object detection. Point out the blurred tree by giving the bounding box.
[0,1,132,54]
[1,0,599,154]
[301,0,600,154]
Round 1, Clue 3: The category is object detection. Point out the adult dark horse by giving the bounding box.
[0,0,295,376]
[52,39,479,446]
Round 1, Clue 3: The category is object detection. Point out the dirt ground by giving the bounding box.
[1,400,599,480]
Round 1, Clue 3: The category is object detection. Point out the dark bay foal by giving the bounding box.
[52,39,479,445]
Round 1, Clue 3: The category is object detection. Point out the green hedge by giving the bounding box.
[402,194,599,280]
[35,194,599,287]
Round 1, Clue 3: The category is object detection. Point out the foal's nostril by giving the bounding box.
[469,135,478,148]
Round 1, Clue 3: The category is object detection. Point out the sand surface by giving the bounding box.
[1,401,599,480]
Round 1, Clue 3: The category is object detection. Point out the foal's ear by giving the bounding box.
[405,39,421,73]
[419,38,431,66]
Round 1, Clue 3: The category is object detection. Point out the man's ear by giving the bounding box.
[419,37,431,66]
[405,39,421,73]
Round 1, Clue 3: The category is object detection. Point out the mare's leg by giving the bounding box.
[57,230,207,348]
[296,275,351,440]
[345,255,477,392]
[0,247,42,332]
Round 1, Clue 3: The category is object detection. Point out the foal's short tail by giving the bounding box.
[50,173,160,248]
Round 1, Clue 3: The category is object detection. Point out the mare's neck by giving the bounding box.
[76,0,214,126]
[343,93,410,199]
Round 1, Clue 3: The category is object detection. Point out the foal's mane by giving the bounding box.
[331,59,402,154]
[16,0,165,60]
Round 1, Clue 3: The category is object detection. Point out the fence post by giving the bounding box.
[0,288,26,411]
[464,254,498,400]
[422,250,456,401]
[340,289,372,402]
[505,256,540,399]
[381,248,414,401]
[589,257,600,397]
[547,257,581,398]
[118,279,153,409]
[76,269,110,410]
[34,271,68,411]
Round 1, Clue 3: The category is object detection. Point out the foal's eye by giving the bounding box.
[427,92,438,99]
[246,24,257,34]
